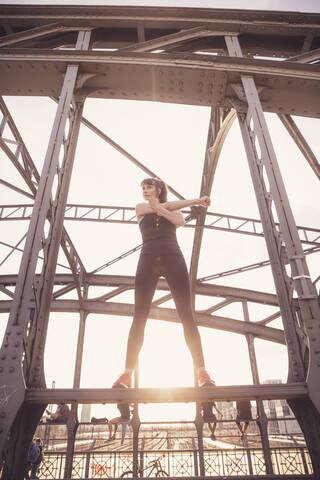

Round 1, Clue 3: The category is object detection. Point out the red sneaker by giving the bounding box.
[112,372,131,388]
[198,369,215,387]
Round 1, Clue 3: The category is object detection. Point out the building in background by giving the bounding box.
[262,380,301,435]
[80,404,92,423]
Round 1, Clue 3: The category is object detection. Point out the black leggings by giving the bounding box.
[125,254,205,369]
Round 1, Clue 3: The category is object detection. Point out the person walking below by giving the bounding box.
[25,438,42,480]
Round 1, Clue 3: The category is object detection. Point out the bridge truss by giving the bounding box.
[0,4,320,479]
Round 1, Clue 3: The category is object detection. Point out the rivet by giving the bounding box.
[0,412,6,418]
[1,355,6,360]
[14,342,20,347]
[0,367,3,373]
[11,355,17,360]
[9,367,14,373]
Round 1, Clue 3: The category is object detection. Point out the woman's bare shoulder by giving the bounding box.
[135,202,149,214]
[135,202,148,209]
[136,202,153,223]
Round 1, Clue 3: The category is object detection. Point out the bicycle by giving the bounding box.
[121,455,168,477]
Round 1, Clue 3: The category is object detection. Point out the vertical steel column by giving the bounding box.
[131,363,141,478]
[194,408,205,477]
[64,292,88,479]
[225,34,320,473]
[194,368,205,477]
[191,436,199,476]
[243,302,273,474]
[0,30,91,479]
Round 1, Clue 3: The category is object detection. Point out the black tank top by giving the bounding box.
[139,213,183,256]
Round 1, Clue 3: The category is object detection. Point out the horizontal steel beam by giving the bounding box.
[1,51,319,117]
[1,5,319,35]
[0,273,279,305]
[25,383,308,404]
[1,204,319,246]
[1,49,319,81]
[0,299,284,343]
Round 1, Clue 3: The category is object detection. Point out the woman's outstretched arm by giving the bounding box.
[162,196,211,211]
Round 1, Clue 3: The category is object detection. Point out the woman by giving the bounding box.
[113,178,214,388]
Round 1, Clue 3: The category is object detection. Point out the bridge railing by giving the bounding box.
[36,446,312,479]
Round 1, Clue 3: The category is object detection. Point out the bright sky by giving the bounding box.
[0,1,319,421]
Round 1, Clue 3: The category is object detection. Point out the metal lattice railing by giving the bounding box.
[34,447,313,478]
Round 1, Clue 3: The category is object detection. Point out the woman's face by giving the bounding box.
[142,182,159,200]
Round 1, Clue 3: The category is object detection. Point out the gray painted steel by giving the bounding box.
[0,5,319,479]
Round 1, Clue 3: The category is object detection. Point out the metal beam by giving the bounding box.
[278,114,320,181]
[0,97,39,194]
[0,179,34,199]
[73,111,185,200]
[25,383,308,404]
[0,30,92,478]
[0,5,319,35]
[0,299,285,344]
[0,239,71,271]
[0,97,87,297]
[226,33,320,473]
[2,203,320,246]
[0,23,81,48]
[190,109,235,302]
[120,25,224,52]
[198,245,320,282]
[0,273,279,306]
[0,233,27,268]
[1,53,320,117]
[288,47,320,63]
[1,49,319,82]
[120,25,206,52]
